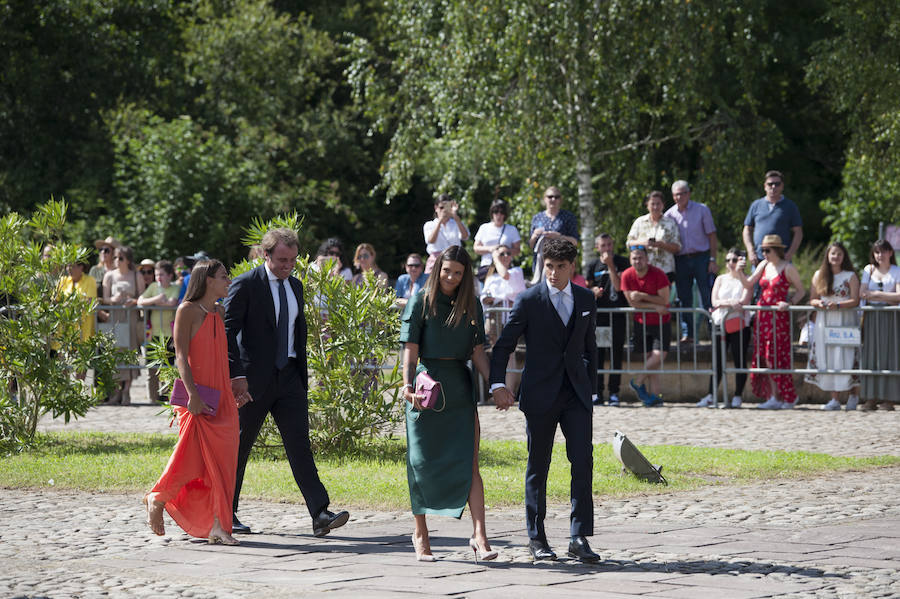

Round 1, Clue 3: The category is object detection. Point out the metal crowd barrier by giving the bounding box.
[94,304,177,370]
[714,304,900,407]
[87,303,899,406]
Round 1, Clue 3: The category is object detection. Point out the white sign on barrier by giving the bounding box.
[595,326,612,348]
[824,326,861,346]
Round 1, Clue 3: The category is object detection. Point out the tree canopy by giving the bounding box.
[1,0,896,268]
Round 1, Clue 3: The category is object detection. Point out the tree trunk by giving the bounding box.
[575,155,596,268]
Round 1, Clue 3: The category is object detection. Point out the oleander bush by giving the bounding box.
[0,200,130,454]
[151,214,405,456]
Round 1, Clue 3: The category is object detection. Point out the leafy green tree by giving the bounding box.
[807,0,900,261]
[350,0,781,263]
[0,200,125,453]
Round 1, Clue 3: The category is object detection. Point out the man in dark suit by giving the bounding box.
[225,228,349,536]
[490,239,600,563]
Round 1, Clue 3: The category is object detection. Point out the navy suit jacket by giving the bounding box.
[490,282,598,415]
[224,264,308,399]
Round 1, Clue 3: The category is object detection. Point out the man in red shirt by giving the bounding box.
[620,246,670,406]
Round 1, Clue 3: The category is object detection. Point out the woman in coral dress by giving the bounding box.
[143,259,249,544]
[738,235,806,409]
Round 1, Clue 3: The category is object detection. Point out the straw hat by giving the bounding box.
[760,234,785,249]
[139,259,156,268]
[93,236,122,250]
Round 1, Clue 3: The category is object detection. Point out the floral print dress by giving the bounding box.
[751,267,797,403]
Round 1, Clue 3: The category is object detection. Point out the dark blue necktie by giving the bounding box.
[276,279,289,369]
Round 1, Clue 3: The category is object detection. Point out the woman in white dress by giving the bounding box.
[805,242,860,410]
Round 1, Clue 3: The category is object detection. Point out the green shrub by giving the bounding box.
[152,214,405,456]
[0,200,129,453]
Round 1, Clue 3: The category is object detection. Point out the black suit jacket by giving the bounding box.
[225,264,308,398]
[490,282,598,415]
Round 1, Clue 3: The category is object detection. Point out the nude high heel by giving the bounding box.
[413,534,435,562]
[469,537,498,563]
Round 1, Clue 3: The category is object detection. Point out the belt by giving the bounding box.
[678,251,709,258]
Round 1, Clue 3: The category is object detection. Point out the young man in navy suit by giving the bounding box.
[490,238,600,562]
[225,228,349,537]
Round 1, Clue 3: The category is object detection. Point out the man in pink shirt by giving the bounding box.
[620,246,670,407]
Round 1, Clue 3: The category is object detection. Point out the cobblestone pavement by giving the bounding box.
[7,377,898,597]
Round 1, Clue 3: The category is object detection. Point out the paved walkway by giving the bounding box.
[3,382,898,598]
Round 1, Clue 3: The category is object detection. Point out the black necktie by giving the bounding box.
[276,279,289,369]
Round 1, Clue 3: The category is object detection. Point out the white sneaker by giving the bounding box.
[731,396,742,408]
[696,394,714,408]
[822,398,841,411]
[757,397,784,410]
[781,401,795,409]
[846,396,859,411]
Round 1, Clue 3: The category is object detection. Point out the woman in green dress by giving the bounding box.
[400,245,497,562]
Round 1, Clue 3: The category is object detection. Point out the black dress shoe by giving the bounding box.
[232,515,251,534]
[528,538,557,561]
[312,508,350,537]
[567,535,601,563]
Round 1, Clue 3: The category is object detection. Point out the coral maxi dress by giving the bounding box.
[148,309,239,537]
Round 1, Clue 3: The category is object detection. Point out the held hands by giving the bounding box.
[776,300,790,311]
[231,378,253,408]
[491,387,515,411]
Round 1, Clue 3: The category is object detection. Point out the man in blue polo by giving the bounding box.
[742,170,803,266]
[665,180,718,343]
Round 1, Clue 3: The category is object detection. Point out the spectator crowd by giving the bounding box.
[55,169,899,412]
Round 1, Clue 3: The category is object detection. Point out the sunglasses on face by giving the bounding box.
[140,269,154,275]
[99,247,112,253]
[629,245,647,251]
[359,253,371,260]
[727,258,740,264]
[765,181,782,188]
[545,194,561,199]
[327,251,341,257]
[406,263,422,268]
[761,248,774,254]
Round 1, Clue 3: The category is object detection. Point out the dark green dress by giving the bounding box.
[400,290,485,518]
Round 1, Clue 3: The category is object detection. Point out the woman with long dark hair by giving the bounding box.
[399,245,496,563]
[806,242,860,410]
[143,260,249,544]
[859,239,900,411]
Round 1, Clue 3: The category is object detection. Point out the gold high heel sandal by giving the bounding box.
[207,532,240,546]
[468,537,498,563]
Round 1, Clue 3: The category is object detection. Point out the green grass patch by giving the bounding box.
[2,432,897,510]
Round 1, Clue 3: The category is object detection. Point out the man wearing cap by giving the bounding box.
[742,170,803,266]
[665,181,718,343]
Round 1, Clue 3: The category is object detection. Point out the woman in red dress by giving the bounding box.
[739,235,806,409]
[143,260,250,544]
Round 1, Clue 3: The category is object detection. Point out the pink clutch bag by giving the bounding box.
[415,371,446,412]
[170,379,220,416]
